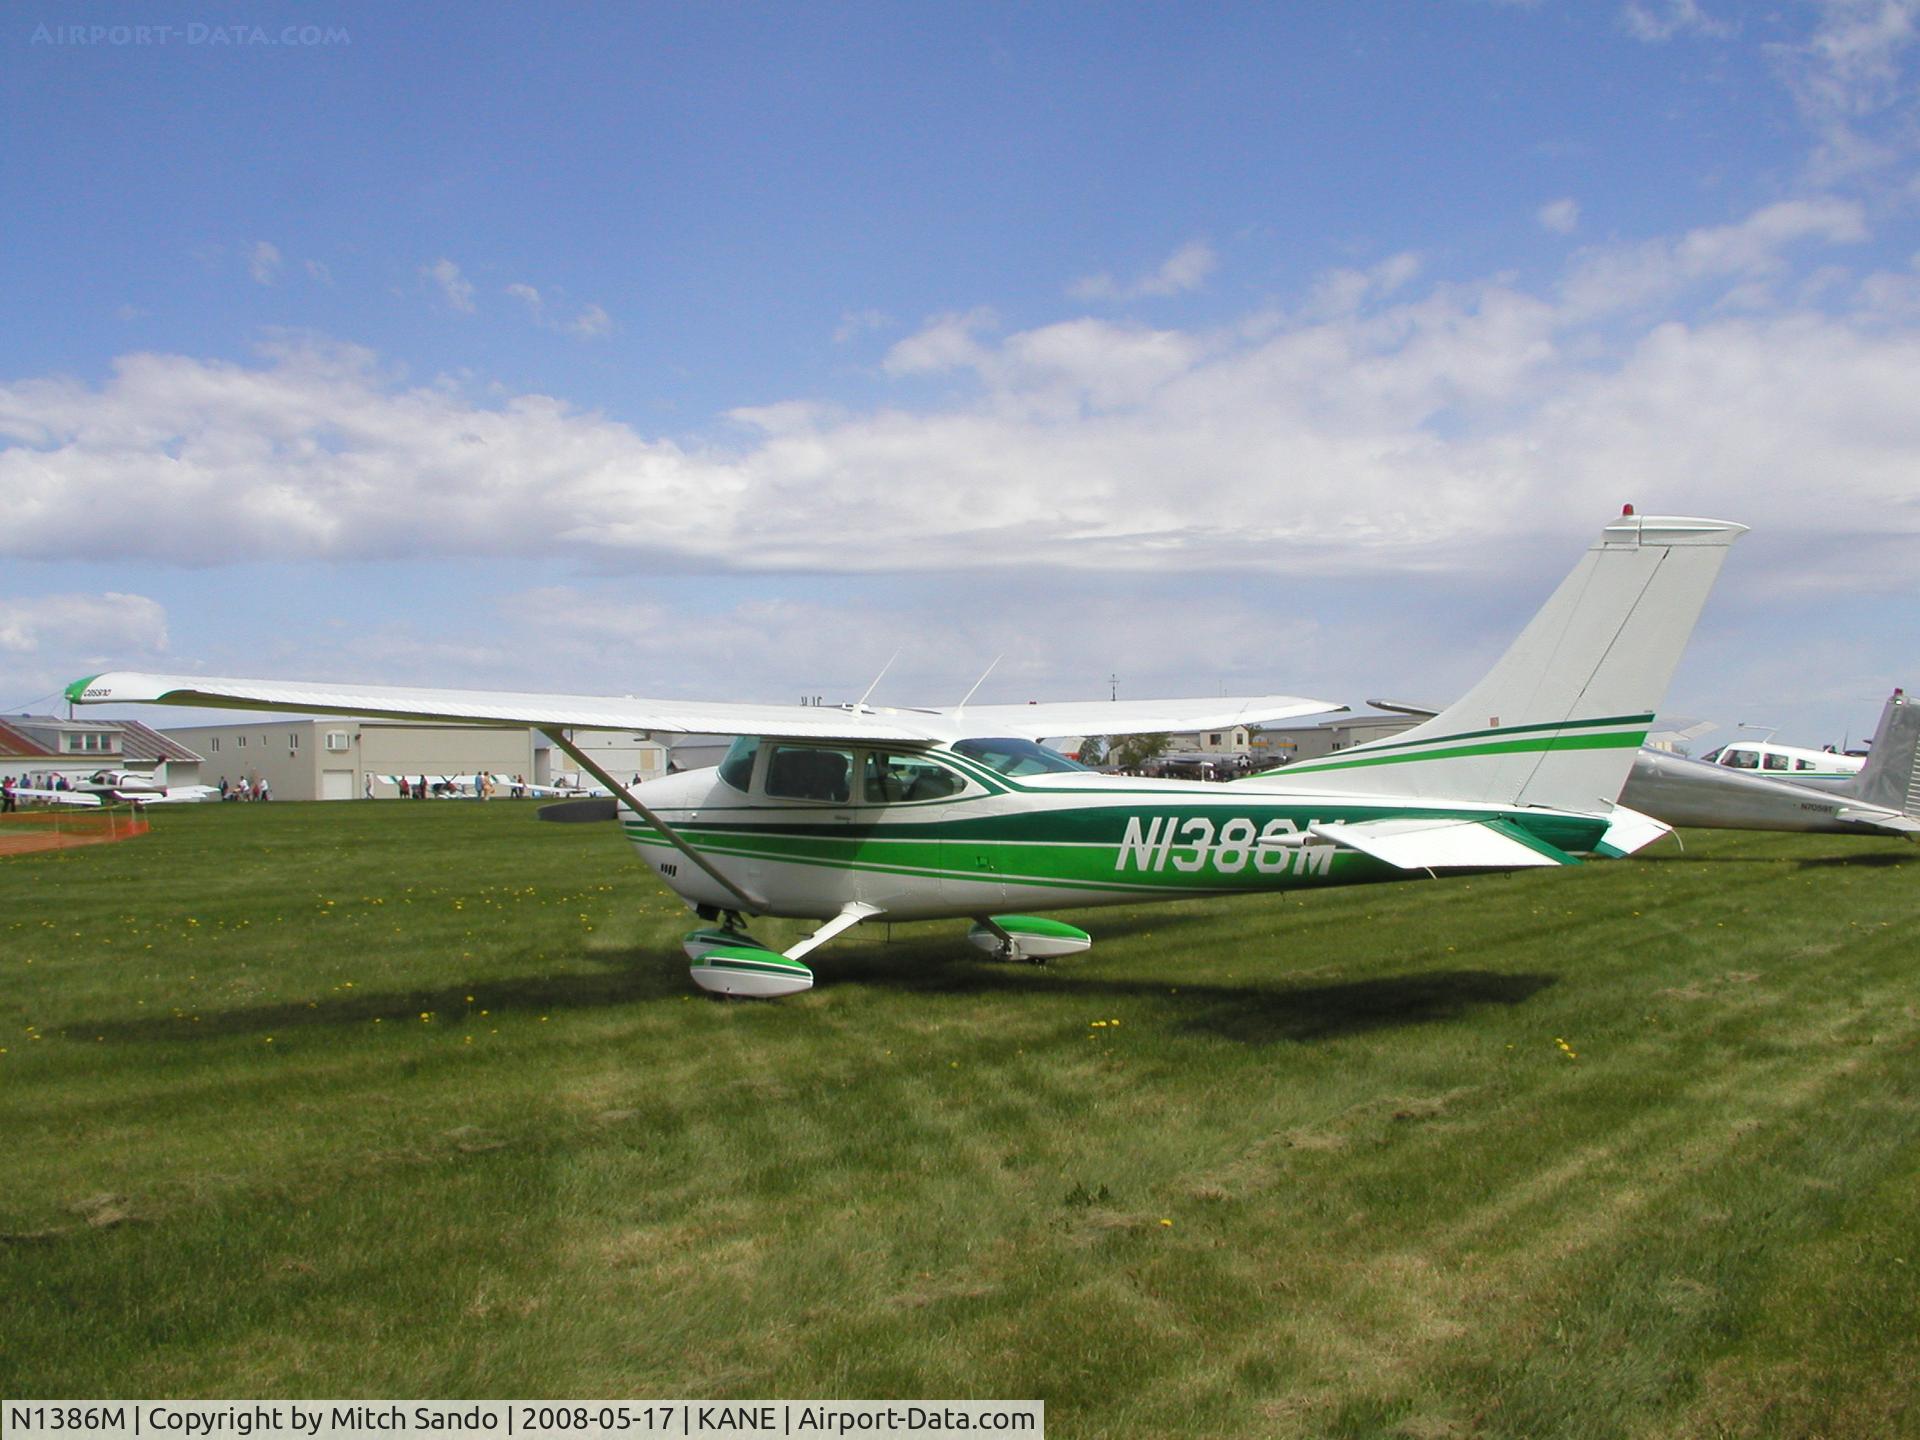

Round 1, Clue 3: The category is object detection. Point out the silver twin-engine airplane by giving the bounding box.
[71,509,1744,997]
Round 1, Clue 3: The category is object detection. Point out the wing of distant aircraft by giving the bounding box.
[7,787,104,808]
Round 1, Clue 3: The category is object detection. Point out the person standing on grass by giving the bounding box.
[2,775,15,813]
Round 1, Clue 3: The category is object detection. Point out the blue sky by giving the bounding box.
[5,1,1919,749]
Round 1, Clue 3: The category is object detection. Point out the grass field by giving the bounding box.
[3,800,1917,1437]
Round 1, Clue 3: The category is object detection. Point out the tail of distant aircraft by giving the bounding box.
[1249,509,1747,814]
[1838,689,1920,818]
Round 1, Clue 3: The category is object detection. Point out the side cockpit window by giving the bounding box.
[723,739,968,806]
[765,745,853,803]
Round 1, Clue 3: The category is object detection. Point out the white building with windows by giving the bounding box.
[163,718,538,801]
[156,720,669,800]
[2,714,203,786]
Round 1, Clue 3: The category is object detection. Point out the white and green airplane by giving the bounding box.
[69,509,1745,997]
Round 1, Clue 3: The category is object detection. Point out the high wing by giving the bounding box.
[68,672,1338,745]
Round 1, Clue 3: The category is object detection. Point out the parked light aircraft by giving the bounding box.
[1696,737,1863,787]
[69,509,1743,997]
[7,770,217,806]
[75,769,220,804]
[1620,688,1920,838]
[377,773,609,799]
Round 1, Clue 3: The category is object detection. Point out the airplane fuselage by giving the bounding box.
[623,747,1610,922]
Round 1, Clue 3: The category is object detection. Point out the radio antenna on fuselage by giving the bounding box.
[956,654,1003,711]
[853,648,902,712]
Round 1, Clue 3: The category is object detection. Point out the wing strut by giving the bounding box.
[538,727,768,913]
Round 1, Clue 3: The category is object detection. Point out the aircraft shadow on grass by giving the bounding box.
[1783,850,1916,871]
[73,933,1555,1049]
[819,942,1560,1045]
[1639,847,1915,871]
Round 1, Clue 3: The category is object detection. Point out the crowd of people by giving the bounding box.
[389,773,531,799]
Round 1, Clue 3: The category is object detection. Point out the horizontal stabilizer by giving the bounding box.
[1835,808,1920,835]
[1594,804,1671,858]
[1305,816,1576,871]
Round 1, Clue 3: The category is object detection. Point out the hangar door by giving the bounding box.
[320,769,355,801]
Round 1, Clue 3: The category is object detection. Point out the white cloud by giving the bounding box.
[2,199,1915,594]
[305,259,334,287]
[1537,197,1580,235]
[833,309,892,345]
[248,241,282,286]
[568,303,613,340]
[1622,0,1736,43]
[505,282,611,339]
[1769,0,1920,178]
[1070,240,1218,302]
[1302,251,1424,319]
[421,257,476,314]
[1559,198,1867,317]
[883,308,998,377]
[0,592,168,657]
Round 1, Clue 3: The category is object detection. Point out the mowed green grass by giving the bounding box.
[3,801,1917,1437]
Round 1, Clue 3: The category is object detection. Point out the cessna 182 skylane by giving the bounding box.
[70,509,1744,997]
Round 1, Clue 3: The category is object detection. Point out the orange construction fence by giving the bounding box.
[0,807,151,856]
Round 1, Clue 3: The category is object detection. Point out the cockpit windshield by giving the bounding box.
[951,737,1089,778]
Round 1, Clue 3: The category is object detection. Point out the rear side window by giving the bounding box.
[864,752,965,803]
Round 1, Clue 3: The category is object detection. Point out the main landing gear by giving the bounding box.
[678,907,1097,997]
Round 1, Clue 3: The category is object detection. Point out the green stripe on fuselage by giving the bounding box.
[1265,724,1649,779]
[621,800,1611,896]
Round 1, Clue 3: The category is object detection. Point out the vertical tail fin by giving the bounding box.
[1254,511,1747,812]
[1838,689,1920,817]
